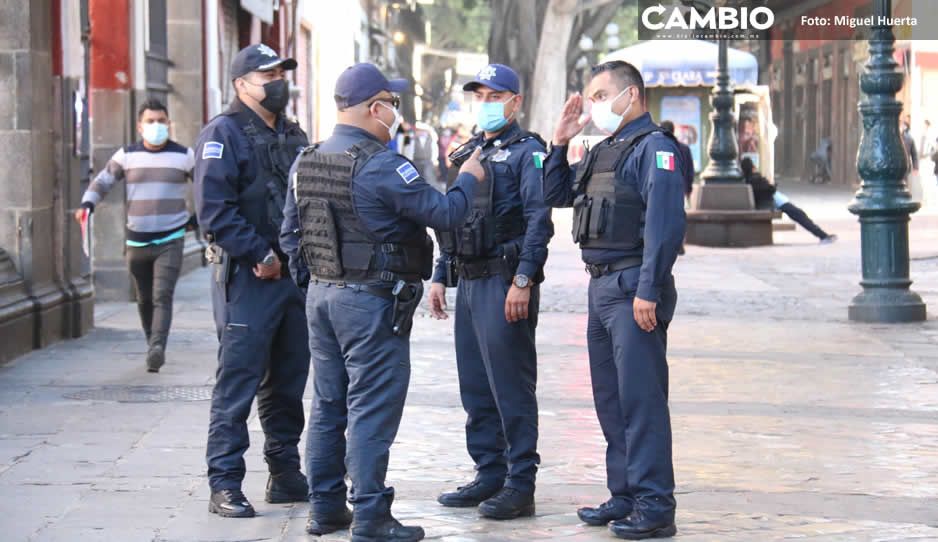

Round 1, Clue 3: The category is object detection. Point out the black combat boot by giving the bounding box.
[306,505,353,535]
[437,478,504,507]
[146,342,165,373]
[609,510,676,540]
[350,516,425,542]
[208,489,255,518]
[577,497,632,526]
[265,469,308,503]
[478,487,535,520]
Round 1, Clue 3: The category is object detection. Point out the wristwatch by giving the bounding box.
[513,274,531,289]
[261,250,277,266]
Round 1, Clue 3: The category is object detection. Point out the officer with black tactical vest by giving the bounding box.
[543,60,685,540]
[279,63,485,542]
[427,63,553,520]
[193,44,310,519]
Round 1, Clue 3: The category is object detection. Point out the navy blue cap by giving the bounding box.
[334,63,409,109]
[230,44,297,80]
[463,63,520,94]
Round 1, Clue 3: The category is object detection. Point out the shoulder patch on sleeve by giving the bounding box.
[396,161,420,184]
[202,142,224,160]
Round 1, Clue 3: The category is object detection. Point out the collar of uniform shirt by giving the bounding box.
[229,96,286,132]
[333,123,383,143]
[482,120,521,148]
[613,111,654,142]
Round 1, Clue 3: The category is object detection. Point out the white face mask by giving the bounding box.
[590,86,633,134]
[376,101,402,140]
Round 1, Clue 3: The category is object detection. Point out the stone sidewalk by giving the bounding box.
[2,182,938,541]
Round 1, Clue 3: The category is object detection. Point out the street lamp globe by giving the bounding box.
[578,35,594,52]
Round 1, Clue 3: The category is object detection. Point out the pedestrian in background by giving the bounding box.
[75,98,194,373]
[660,120,694,204]
[741,158,837,244]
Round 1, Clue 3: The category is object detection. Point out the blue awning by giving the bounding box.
[604,39,758,87]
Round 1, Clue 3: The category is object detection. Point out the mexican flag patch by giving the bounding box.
[655,151,675,171]
[532,151,547,169]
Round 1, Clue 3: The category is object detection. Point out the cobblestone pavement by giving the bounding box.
[2,183,938,541]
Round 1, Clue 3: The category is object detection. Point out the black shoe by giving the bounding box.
[208,489,255,518]
[437,478,504,507]
[577,497,632,526]
[306,506,353,535]
[146,344,165,373]
[265,470,308,503]
[478,487,535,520]
[350,516,425,542]
[609,510,676,540]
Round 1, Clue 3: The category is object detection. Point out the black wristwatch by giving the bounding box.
[513,274,531,288]
[261,250,277,266]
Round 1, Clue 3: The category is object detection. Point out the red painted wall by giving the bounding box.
[89,0,131,90]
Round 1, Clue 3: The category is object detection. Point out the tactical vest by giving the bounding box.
[293,139,433,283]
[436,130,544,260]
[228,108,307,247]
[571,126,672,250]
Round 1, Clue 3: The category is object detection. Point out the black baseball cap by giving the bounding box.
[334,63,409,109]
[230,44,297,80]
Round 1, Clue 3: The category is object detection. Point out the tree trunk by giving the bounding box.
[529,0,579,136]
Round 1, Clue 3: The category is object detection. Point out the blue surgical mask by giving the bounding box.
[476,97,515,132]
[142,122,169,146]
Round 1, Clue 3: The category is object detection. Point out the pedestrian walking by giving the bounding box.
[75,98,194,373]
[543,60,684,540]
[193,43,310,518]
[428,63,553,520]
[280,62,486,542]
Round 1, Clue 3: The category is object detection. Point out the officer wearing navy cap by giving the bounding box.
[544,60,684,539]
[194,43,310,518]
[428,63,552,520]
[280,63,485,541]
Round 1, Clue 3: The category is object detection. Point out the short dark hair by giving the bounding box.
[137,98,168,120]
[660,120,675,133]
[740,157,755,176]
[590,60,645,102]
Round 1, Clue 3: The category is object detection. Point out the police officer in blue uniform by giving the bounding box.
[427,64,553,520]
[194,44,310,518]
[543,60,685,539]
[280,63,485,541]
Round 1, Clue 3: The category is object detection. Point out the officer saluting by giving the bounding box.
[280,63,485,541]
[543,60,685,539]
[428,63,552,519]
[194,44,310,518]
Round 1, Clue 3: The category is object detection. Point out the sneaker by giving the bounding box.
[820,234,838,245]
[146,344,165,373]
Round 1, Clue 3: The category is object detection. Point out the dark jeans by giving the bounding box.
[126,237,184,347]
[779,202,829,240]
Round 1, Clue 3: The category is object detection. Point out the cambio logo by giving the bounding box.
[641,3,775,31]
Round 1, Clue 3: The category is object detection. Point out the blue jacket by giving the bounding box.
[543,112,686,302]
[280,124,479,288]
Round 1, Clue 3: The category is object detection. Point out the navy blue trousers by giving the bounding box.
[454,275,540,493]
[206,264,310,491]
[304,282,416,521]
[586,266,676,519]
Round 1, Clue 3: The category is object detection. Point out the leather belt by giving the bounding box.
[584,256,643,278]
[310,278,394,299]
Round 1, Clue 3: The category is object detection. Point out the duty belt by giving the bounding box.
[309,277,394,299]
[584,256,643,278]
[455,256,513,280]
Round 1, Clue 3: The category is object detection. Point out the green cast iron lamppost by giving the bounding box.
[847,0,926,322]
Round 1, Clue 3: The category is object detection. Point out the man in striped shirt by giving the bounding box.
[75,98,195,372]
